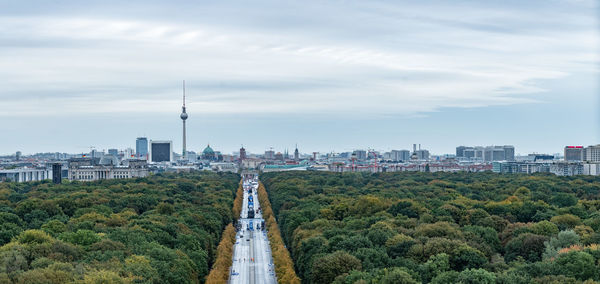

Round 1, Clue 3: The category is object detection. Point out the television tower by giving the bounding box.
[180,80,188,159]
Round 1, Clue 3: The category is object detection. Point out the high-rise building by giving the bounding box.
[584,145,600,162]
[136,137,148,158]
[353,150,367,161]
[416,149,430,160]
[149,140,173,163]
[484,146,505,161]
[483,146,513,162]
[15,151,22,161]
[459,145,514,161]
[180,80,188,160]
[463,148,475,159]
[409,144,430,160]
[456,146,467,157]
[108,149,118,157]
[390,150,411,161]
[475,147,484,160]
[564,146,584,161]
[504,146,515,161]
[52,163,62,184]
[400,150,411,161]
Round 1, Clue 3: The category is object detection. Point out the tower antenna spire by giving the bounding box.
[180,80,188,161]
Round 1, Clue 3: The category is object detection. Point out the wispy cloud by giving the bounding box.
[0,0,597,119]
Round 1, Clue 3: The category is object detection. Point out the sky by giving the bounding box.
[1,0,598,156]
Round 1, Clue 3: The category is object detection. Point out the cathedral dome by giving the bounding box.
[203,145,215,155]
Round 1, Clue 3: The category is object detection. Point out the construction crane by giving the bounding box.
[368,149,379,173]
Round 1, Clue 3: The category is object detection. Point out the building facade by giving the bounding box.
[564,146,584,161]
[583,163,600,175]
[391,150,411,162]
[264,150,275,160]
[149,140,173,163]
[457,145,514,161]
[585,145,600,162]
[108,149,118,157]
[550,162,584,176]
[68,158,149,181]
[415,149,430,160]
[0,167,52,183]
[353,150,367,161]
[136,137,148,158]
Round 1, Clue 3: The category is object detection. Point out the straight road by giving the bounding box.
[229,175,276,284]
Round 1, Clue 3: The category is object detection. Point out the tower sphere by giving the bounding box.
[180,112,188,120]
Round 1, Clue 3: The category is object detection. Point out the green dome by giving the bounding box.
[203,144,214,155]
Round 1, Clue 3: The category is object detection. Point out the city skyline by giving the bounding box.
[1,0,598,155]
[3,141,594,158]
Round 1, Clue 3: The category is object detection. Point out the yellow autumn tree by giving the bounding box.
[257,182,301,284]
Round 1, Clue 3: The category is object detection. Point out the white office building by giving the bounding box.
[585,145,600,162]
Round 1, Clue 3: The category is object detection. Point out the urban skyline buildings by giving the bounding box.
[0,80,594,161]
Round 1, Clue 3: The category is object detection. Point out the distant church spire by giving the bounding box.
[294,143,299,161]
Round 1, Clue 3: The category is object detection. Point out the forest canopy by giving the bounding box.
[262,171,600,284]
[0,172,239,283]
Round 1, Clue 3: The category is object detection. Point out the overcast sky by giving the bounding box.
[1,0,598,156]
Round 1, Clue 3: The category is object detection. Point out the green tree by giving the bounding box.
[59,230,100,246]
[456,268,496,284]
[431,271,459,284]
[450,246,488,271]
[0,248,28,275]
[352,247,389,270]
[380,267,419,284]
[41,220,67,237]
[421,253,450,282]
[551,214,582,230]
[124,255,159,283]
[554,251,597,280]
[504,233,546,262]
[385,234,415,258]
[530,221,559,236]
[311,251,362,284]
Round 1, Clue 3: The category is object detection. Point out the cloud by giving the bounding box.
[0,0,597,119]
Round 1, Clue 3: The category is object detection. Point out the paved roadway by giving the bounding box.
[229,176,277,284]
